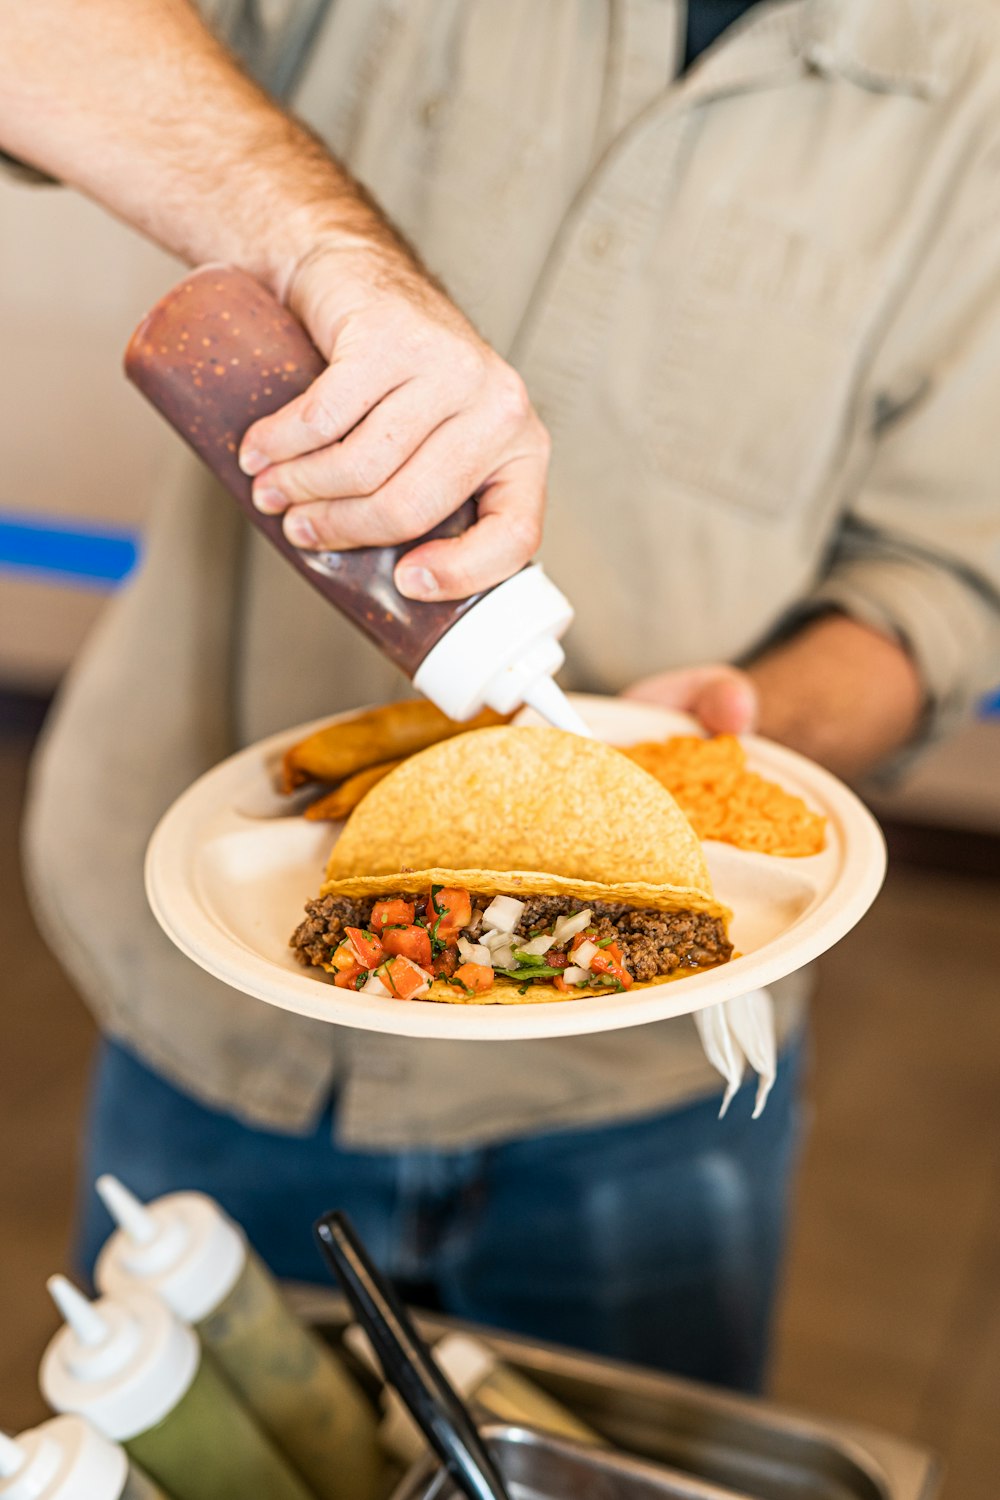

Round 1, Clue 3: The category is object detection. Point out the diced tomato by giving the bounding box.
[382,924,432,967]
[570,931,604,957]
[370,898,415,933]
[345,926,384,968]
[425,887,472,944]
[433,948,459,981]
[328,940,359,974]
[588,941,633,989]
[334,963,365,990]
[379,956,432,1001]
[453,962,494,995]
[546,950,568,969]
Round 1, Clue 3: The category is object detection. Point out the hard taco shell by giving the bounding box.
[320,726,727,921]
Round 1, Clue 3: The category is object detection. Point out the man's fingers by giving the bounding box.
[624,667,726,710]
[277,416,499,552]
[624,666,759,733]
[693,672,759,734]
[394,465,546,600]
[239,357,407,479]
[249,381,446,510]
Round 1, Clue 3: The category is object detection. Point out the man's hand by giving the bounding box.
[624,614,925,780]
[238,244,549,601]
[0,0,549,601]
[624,664,760,735]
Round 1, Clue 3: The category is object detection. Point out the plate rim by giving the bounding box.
[144,695,886,1040]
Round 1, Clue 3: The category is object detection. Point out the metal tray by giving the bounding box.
[396,1423,761,1500]
[289,1288,940,1500]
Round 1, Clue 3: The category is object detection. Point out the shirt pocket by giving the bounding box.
[641,198,879,520]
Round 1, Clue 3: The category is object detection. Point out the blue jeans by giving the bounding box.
[77,1035,804,1393]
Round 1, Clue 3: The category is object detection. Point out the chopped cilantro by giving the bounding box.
[493,964,567,981]
[597,937,615,948]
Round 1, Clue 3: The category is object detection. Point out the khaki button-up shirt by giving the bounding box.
[25,0,1000,1144]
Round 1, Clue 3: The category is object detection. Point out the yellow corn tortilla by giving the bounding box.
[321,726,727,921]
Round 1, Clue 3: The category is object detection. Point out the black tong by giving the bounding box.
[315,1211,513,1500]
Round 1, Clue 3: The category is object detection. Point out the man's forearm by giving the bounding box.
[0,0,408,298]
[745,613,925,780]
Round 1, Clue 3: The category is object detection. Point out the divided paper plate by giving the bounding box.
[145,695,886,1040]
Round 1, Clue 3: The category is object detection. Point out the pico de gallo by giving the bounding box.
[291,886,732,1000]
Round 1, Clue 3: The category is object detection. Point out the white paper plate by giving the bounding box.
[145,695,885,1040]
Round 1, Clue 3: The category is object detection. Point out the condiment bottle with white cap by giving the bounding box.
[0,1418,166,1500]
[40,1277,313,1500]
[94,1178,383,1500]
[125,265,591,737]
[343,1327,597,1466]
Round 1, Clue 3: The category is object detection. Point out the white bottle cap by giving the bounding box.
[40,1279,198,1443]
[94,1178,245,1324]
[413,566,592,734]
[344,1327,496,1464]
[0,1418,127,1500]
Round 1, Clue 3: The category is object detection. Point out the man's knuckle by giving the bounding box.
[507,509,542,556]
[494,370,532,424]
[302,393,340,440]
[343,451,385,496]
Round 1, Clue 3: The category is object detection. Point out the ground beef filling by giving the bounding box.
[291,892,731,980]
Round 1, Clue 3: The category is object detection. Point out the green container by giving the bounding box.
[40,1277,312,1500]
[95,1178,384,1500]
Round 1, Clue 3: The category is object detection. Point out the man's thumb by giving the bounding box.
[693,671,759,734]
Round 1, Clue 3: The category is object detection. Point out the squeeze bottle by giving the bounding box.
[344,1327,597,1465]
[40,1277,313,1500]
[0,1419,166,1500]
[124,264,589,735]
[94,1178,383,1500]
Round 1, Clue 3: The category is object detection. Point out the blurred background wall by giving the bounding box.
[0,177,175,686]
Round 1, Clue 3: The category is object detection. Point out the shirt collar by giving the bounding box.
[797,0,958,100]
[675,0,958,108]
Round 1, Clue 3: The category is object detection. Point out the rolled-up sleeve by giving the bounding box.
[795,129,1000,742]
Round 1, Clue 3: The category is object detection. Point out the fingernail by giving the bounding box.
[239,448,267,476]
[396,566,439,599]
[285,514,319,547]
[253,485,286,514]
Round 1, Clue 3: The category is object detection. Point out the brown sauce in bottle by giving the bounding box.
[125,266,484,677]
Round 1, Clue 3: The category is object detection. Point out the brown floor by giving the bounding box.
[1,707,998,1497]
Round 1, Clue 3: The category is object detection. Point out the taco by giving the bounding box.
[290,726,732,1003]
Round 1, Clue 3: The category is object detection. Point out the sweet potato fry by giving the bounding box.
[282,700,510,793]
[304,760,404,820]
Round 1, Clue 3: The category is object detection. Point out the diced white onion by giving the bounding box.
[572,938,599,969]
[562,966,591,985]
[551,909,592,946]
[458,937,492,966]
[518,933,554,957]
[482,895,526,932]
[490,945,515,970]
[361,973,392,998]
[481,928,515,953]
